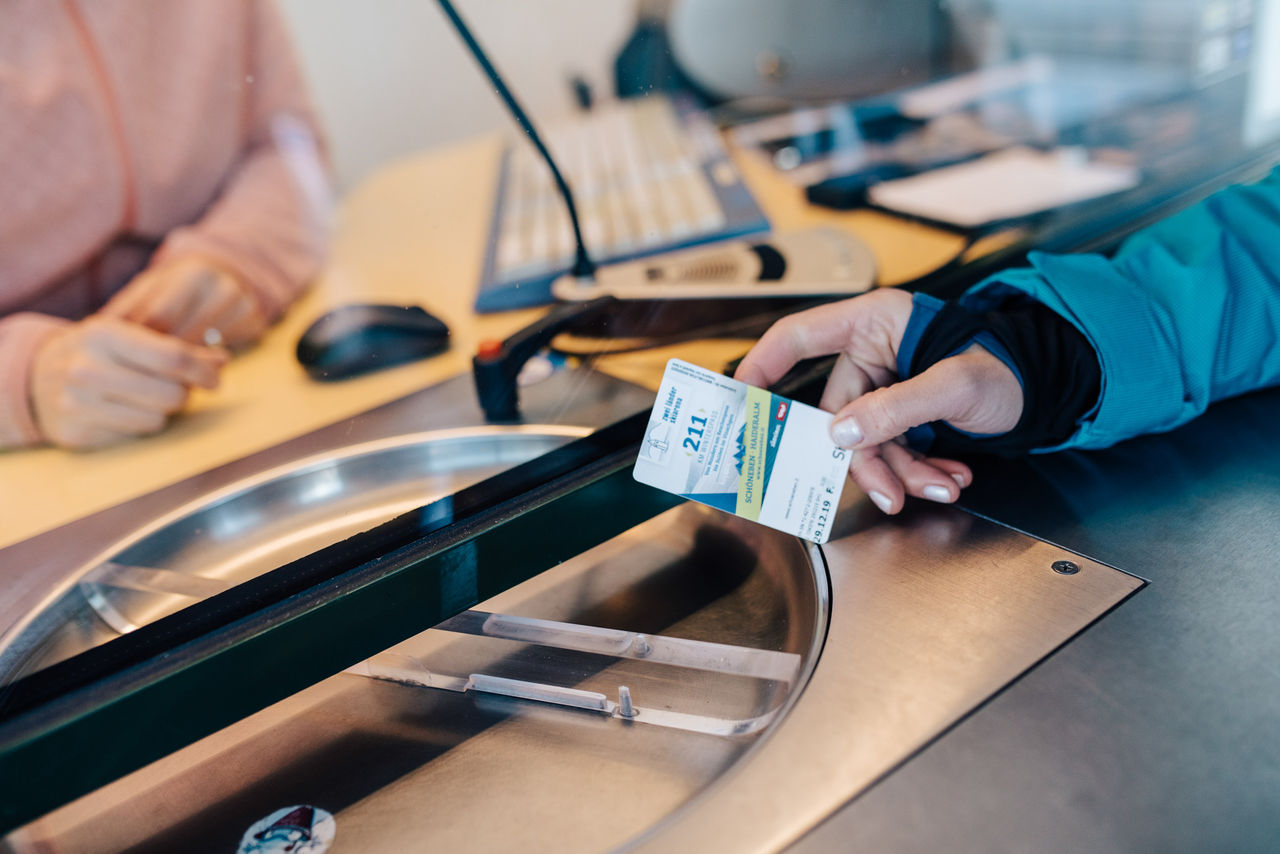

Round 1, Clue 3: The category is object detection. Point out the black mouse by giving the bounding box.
[296,304,450,380]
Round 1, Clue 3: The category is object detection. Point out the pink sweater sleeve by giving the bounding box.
[153,0,332,321]
[0,313,70,449]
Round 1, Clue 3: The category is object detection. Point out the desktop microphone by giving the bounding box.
[438,0,875,422]
[436,0,617,421]
[436,0,876,309]
[437,0,622,419]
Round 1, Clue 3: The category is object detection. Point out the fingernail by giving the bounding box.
[923,484,953,503]
[868,491,893,513]
[951,473,966,487]
[831,417,863,448]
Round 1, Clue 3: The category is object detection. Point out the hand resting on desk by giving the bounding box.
[102,257,269,350]
[30,318,227,450]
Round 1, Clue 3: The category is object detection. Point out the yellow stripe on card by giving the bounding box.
[735,386,770,521]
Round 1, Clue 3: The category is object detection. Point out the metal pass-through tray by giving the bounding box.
[4,501,1140,852]
[0,369,1143,852]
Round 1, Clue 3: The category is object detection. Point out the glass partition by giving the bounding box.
[0,0,1276,842]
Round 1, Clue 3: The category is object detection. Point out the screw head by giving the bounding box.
[1052,560,1080,575]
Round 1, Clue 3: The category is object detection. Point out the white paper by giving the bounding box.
[867,147,1140,228]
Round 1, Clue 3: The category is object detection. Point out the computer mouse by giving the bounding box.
[296,304,450,380]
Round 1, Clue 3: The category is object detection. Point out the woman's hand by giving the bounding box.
[103,257,268,349]
[30,317,227,449]
[734,289,1023,514]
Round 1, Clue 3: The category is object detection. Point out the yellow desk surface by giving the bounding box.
[0,135,971,550]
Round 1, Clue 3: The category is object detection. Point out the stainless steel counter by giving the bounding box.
[0,364,1144,852]
[792,386,1280,853]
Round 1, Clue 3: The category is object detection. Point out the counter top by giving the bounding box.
[0,133,970,550]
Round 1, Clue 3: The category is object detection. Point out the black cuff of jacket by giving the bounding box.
[908,297,1101,457]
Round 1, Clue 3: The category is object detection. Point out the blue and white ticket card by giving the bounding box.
[632,358,849,544]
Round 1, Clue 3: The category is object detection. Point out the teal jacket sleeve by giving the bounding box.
[959,164,1280,452]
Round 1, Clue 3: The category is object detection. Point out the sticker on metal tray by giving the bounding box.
[632,358,848,543]
[238,805,336,854]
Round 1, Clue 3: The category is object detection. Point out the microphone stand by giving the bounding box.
[436,0,615,421]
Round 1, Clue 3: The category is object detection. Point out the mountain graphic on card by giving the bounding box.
[632,359,849,544]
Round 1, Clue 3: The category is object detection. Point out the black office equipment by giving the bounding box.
[804,164,914,210]
[296,304,450,381]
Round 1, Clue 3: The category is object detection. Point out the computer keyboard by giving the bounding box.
[476,95,770,311]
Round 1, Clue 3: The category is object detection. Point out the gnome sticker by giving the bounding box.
[238,805,336,854]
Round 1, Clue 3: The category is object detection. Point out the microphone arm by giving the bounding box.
[437,0,612,423]
[435,0,596,279]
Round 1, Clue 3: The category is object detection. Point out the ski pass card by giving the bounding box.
[632,359,849,544]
